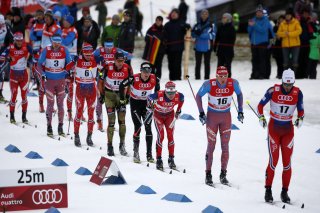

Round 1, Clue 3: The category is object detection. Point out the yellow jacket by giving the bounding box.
[277,18,302,47]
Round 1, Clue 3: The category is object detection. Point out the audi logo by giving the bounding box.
[50,52,62,57]
[82,61,92,66]
[32,189,63,205]
[277,95,293,101]
[14,50,24,54]
[215,88,230,93]
[138,83,152,88]
[104,54,114,59]
[112,72,125,77]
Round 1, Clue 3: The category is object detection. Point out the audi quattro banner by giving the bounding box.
[0,167,68,211]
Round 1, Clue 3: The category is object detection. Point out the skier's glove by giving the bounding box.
[294,116,304,128]
[199,112,207,125]
[237,112,244,123]
[72,55,79,63]
[42,74,47,81]
[259,115,267,129]
[175,109,181,119]
[99,95,105,104]
[119,98,128,106]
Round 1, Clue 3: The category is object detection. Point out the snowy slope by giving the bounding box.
[1,0,320,212]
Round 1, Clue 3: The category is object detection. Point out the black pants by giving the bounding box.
[130,99,153,155]
[250,44,268,79]
[154,52,164,79]
[307,59,318,79]
[217,54,233,78]
[167,50,183,80]
[274,56,284,79]
[297,46,309,79]
[195,51,211,79]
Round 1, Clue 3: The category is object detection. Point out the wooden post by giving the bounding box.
[183,29,192,80]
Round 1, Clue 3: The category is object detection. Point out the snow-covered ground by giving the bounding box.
[0,0,320,212]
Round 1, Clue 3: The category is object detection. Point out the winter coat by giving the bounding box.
[163,19,189,52]
[76,17,100,52]
[95,2,108,27]
[118,21,135,53]
[309,31,320,60]
[101,24,121,47]
[145,23,165,54]
[299,17,314,45]
[277,18,302,48]
[192,19,215,53]
[247,16,274,45]
[213,22,236,58]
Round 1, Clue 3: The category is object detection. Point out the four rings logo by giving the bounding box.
[32,189,63,205]
[50,52,62,57]
[14,50,24,55]
[138,83,151,88]
[112,72,125,77]
[215,88,230,94]
[277,95,293,101]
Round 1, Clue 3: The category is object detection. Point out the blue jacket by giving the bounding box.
[247,16,274,45]
[192,19,215,52]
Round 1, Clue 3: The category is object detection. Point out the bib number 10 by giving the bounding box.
[217,98,228,105]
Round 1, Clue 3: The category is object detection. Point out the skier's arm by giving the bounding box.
[297,90,304,118]
[154,77,160,93]
[196,80,211,113]
[64,48,73,72]
[176,93,185,113]
[233,79,243,112]
[37,48,47,76]
[257,87,273,117]
[117,48,133,60]
[119,76,132,100]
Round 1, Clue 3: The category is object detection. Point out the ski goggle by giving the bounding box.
[165,87,176,95]
[283,83,294,87]
[51,36,62,43]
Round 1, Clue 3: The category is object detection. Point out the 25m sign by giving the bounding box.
[0,167,68,211]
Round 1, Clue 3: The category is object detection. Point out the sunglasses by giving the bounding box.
[217,75,228,78]
[116,59,125,62]
[283,83,294,87]
[166,91,176,95]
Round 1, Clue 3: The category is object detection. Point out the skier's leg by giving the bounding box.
[74,85,84,134]
[219,112,232,171]
[56,79,66,125]
[86,87,97,134]
[165,112,175,157]
[20,71,29,113]
[154,114,165,158]
[281,125,294,190]
[9,71,18,113]
[45,80,55,126]
[205,111,219,172]
[105,91,116,144]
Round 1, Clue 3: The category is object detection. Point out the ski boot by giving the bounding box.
[133,143,140,163]
[168,156,176,169]
[280,188,291,204]
[97,120,103,131]
[22,111,28,124]
[119,143,128,156]
[220,170,229,185]
[74,133,81,147]
[205,171,213,186]
[10,112,16,124]
[58,123,65,136]
[39,103,45,113]
[156,157,163,171]
[86,133,94,147]
[147,153,154,163]
[265,186,273,203]
[0,90,6,103]
[47,124,53,137]
[107,143,115,156]
[67,110,73,121]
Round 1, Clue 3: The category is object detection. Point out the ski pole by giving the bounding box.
[245,100,260,119]
[133,110,153,137]
[185,75,196,101]
[169,117,176,129]
[17,80,36,110]
[232,96,243,124]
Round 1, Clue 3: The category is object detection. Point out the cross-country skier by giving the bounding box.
[37,33,73,137]
[0,32,32,123]
[73,43,97,147]
[147,81,184,170]
[257,68,304,204]
[98,52,133,156]
[196,66,244,186]
[93,38,132,131]
[119,62,160,163]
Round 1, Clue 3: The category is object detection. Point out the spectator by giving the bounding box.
[52,0,69,18]
[69,2,78,21]
[247,5,274,79]
[277,8,302,72]
[75,7,99,53]
[118,10,135,65]
[144,16,165,79]
[95,0,108,32]
[272,15,285,79]
[54,11,62,26]
[307,24,320,79]
[163,8,191,81]
[213,12,236,77]
[101,15,121,47]
[124,0,138,25]
[178,0,189,23]
[11,7,25,36]
[192,9,215,80]
[136,10,143,37]
[297,9,313,79]
[79,16,100,50]
[294,0,312,20]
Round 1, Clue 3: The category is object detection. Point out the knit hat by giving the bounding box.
[165,81,177,93]
[216,66,228,76]
[65,15,74,25]
[45,9,53,17]
[222,13,232,22]
[82,7,90,13]
[171,8,180,14]
[140,62,152,73]
[112,14,120,22]
[282,69,295,84]
[54,11,61,18]
[14,32,24,41]
[285,8,295,17]
[115,52,125,60]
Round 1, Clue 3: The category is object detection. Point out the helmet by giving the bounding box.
[82,43,93,55]
[282,68,295,84]
[165,81,176,93]
[13,32,24,41]
[216,66,228,76]
[51,33,62,43]
[115,52,125,60]
[140,62,152,73]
